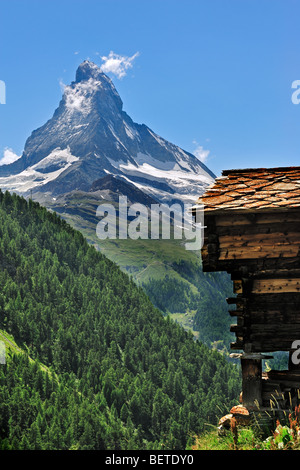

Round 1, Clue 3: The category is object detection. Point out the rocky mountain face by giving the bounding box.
[0,60,215,206]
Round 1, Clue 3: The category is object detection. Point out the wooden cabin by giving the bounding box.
[194,166,300,413]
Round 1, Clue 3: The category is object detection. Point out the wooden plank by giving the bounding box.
[241,358,262,407]
[250,311,300,324]
[226,297,246,307]
[252,278,300,294]
[231,340,244,350]
[250,324,300,335]
[267,370,300,380]
[219,232,300,248]
[221,245,299,256]
[219,244,299,260]
[249,292,300,304]
[233,279,243,294]
[250,268,300,279]
[228,308,244,317]
[230,324,243,334]
[216,222,300,237]
[204,249,300,272]
[215,214,254,227]
[215,212,300,227]
[252,340,296,352]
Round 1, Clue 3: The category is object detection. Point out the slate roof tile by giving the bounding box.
[197,166,300,213]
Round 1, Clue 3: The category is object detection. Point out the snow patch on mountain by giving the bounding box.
[106,152,213,203]
[0,147,79,193]
[124,121,140,141]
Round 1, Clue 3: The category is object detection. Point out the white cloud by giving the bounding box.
[0,148,21,166]
[59,78,66,93]
[100,51,139,79]
[193,141,210,164]
[63,77,101,114]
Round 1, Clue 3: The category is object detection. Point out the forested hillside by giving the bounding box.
[53,195,236,349]
[143,261,234,348]
[0,191,241,450]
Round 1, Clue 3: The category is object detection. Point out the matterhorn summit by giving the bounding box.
[0,60,215,204]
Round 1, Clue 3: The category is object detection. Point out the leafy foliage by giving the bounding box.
[262,406,300,450]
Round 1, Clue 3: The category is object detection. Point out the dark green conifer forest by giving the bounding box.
[0,190,241,450]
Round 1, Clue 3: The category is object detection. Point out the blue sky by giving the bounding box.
[0,0,300,176]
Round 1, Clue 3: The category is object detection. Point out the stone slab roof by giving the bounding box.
[197,166,300,213]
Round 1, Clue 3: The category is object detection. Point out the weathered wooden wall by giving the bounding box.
[198,167,300,412]
[200,209,300,355]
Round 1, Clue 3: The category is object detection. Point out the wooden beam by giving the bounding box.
[226,296,246,305]
[230,340,244,350]
[233,279,243,294]
[241,358,262,408]
[216,222,300,237]
[219,232,300,247]
[219,244,299,260]
[252,278,300,294]
[215,212,300,227]
[228,308,244,317]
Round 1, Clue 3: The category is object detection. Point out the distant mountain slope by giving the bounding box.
[0,190,241,450]
[89,174,159,205]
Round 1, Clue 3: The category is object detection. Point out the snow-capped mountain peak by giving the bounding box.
[0,61,215,204]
